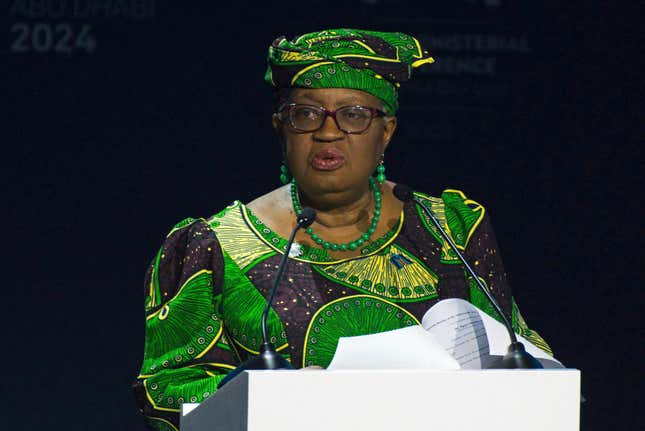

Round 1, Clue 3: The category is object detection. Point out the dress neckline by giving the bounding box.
[239,201,406,265]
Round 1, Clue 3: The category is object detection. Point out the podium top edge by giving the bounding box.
[244,369,580,375]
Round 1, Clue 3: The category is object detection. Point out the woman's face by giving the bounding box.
[273,88,397,199]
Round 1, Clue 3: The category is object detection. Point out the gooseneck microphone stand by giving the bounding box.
[218,207,317,388]
[393,184,542,369]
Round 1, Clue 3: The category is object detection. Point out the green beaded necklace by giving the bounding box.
[291,177,382,251]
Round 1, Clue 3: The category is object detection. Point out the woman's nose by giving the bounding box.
[313,113,344,141]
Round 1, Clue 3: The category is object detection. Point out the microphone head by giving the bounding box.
[297,207,316,228]
[393,184,413,202]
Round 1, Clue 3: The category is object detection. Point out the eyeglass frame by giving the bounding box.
[277,103,388,134]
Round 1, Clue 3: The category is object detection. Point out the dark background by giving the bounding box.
[6,1,642,430]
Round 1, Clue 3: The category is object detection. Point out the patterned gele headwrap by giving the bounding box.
[265,28,434,114]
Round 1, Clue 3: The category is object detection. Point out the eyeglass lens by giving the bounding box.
[289,105,374,133]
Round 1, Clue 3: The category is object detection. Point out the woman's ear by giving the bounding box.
[273,113,287,158]
[272,113,282,134]
[382,115,397,151]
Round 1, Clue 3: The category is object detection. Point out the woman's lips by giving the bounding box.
[311,148,345,171]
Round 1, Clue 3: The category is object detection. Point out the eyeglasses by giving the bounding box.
[279,103,387,134]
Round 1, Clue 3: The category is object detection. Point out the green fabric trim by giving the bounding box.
[145,246,164,312]
[413,195,445,244]
[166,217,196,238]
[413,191,460,264]
[144,416,179,431]
[209,201,277,271]
[312,243,439,302]
[146,217,202,312]
[243,204,401,264]
[241,253,277,271]
[440,190,485,249]
[220,250,288,353]
[302,295,419,368]
[414,190,484,263]
[291,62,398,113]
[468,278,553,356]
[512,300,553,355]
[144,364,230,411]
[467,274,503,324]
[244,206,333,262]
[359,217,401,254]
[140,270,223,376]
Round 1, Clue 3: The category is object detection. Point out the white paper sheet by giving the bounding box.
[327,325,461,370]
[421,298,561,368]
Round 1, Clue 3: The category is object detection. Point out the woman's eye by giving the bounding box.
[296,108,320,119]
[341,108,368,120]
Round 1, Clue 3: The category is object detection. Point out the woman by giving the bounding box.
[133,29,551,431]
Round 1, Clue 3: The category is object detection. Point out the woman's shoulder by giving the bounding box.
[156,198,281,273]
[156,201,247,249]
[413,187,483,209]
[205,190,292,270]
[410,186,487,250]
[245,185,294,229]
[163,186,293,246]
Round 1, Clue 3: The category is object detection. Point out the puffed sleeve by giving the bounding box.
[132,218,240,431]
[463,213,553,355]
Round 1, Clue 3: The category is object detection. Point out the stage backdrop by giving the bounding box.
[6,1,641,430]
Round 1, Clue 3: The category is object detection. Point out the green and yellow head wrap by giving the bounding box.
[265,29,434,114]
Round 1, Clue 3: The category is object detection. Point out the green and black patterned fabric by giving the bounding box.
[132,189,551,430]
[265,28,435,114]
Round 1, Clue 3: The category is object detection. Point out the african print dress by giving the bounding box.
[132,190,551,431]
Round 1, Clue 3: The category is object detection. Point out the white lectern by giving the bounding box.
[181,369,580,431]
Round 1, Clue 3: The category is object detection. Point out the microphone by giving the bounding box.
[393,184,542,369]
[218,207,317,388]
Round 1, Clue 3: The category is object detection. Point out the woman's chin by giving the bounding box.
[312,180,348,195]
[302,174,370,198]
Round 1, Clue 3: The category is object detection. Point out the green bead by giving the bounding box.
[377,164,385,173]
[280,164,291,184]
[291,169,386,251]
